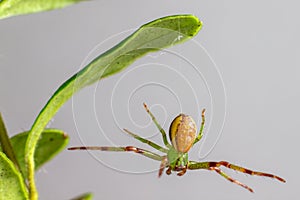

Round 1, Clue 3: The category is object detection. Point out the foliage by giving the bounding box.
[0,6,202,199]
[0,0,83,20]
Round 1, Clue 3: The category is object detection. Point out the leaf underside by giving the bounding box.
[0,0,83,20]
[11,129,69,178]
[0,129,69,179]
[0,152,28,200]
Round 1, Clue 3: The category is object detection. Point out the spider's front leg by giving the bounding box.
[187,160,285,192]
[208,166,254,192]
[187,161,254,192]
[68,146,163,161]
[208,161,286,182]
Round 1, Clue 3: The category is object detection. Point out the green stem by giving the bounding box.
[0,113,23,177]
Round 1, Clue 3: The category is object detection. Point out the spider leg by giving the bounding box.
[208,161,286,183]
[123,128,168,153]
[158,156,168,177]
[193,108,206,145]
[143,103,171,148]
[187,161,285,192]
[209,167,254,193]
[177,167,187,176]
[68,146,162,161]
[188,161,253,192]
[166,166,172,175]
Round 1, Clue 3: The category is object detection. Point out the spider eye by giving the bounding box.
[169,114,197,153]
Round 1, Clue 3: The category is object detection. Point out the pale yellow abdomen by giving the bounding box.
[169,114,197,153]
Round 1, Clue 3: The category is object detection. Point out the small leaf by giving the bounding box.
[70,193,93,200]
[0,152,28,200]
[0,0,83,20]
[25,15,202,199]
[8,129,69,178]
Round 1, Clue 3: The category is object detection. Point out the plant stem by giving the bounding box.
[0,113,22,176]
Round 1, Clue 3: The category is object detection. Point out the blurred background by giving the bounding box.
[0,1,298,199]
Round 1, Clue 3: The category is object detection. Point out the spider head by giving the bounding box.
[167,146,189,170]
[169,114,197,153]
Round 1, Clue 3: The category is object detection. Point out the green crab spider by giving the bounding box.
[68,103,285,192]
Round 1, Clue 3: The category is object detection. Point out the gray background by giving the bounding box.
[0,0,298,199]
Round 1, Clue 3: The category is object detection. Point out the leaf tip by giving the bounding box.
[62,132,69,139]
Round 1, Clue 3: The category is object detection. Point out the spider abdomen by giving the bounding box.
[169,114,197,153]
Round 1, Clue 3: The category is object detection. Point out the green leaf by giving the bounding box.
[3,129,69,179]
[0,152,28,200]
[0,0,83,20]
[71,193,93,200]
[0,113,21,174]
[25,15,202,199]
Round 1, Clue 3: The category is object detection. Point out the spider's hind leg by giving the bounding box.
[143,103,171,148]
[193,108,206,145]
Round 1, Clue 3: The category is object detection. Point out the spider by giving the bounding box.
[68,103,285,192]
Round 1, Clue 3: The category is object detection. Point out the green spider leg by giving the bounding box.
[143,103,171,148]
[123,120,171,178]
[187,161,286,192]
[193,108,206,145]
[68,146,163,161]
[123,128,168,153]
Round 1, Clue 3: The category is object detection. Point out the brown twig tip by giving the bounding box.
[202,108,206,114]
